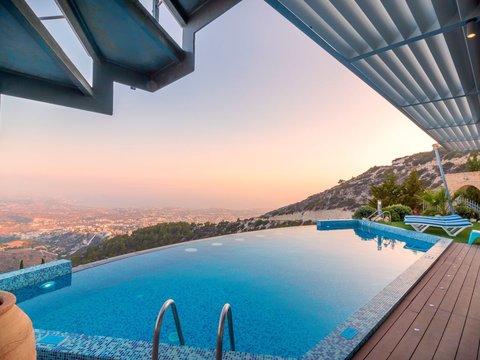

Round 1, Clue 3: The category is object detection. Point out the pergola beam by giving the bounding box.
[348,18,477,63]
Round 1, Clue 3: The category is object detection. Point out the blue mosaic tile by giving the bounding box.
[0,260,72,291]
[35,330,295,360]
[340,328,358,340]
[316,219,359,230]
[38,335,67,345]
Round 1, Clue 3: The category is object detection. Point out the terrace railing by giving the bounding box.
[456,196,480,214]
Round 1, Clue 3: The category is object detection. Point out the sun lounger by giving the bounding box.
[404,216,472,237]
[404,214,462,220]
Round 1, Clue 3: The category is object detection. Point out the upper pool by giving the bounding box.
[15,225,433,358]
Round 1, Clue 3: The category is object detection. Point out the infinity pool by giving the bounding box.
[16,225,432,357]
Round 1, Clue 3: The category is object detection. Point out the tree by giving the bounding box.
[418,187,450,215]
[368,171,402,207]
[466,151,480,171]
[368,170,426,213]
[400,170,425,212]
[455,186,480,204]
[19,260,24,269]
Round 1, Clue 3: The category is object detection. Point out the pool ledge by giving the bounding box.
[0,260,72,291]
[35,329,295,360]
[306,220,452,359]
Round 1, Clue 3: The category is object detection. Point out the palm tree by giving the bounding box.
[418,187,450,215]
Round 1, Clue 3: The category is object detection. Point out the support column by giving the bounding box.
[433,144,455,214]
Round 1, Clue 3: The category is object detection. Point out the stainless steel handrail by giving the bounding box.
[367,210,392,222]
[152,299,185,360]
[367,210,378,220]
[215,303,235,360]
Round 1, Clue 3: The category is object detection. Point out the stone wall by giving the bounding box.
[445,171,480,193]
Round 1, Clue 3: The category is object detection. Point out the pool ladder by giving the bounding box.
[152,299,235,360]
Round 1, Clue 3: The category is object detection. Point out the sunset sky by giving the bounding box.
[0,0,433,210]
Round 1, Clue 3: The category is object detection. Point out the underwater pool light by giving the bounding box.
[39,281,56,290]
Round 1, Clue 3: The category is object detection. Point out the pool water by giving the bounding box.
[16,226,432,357]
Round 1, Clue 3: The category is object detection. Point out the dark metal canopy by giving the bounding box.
[0,0,240,114]
[266,0,480,151]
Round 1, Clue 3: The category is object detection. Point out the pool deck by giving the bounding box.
[353,242,480,360]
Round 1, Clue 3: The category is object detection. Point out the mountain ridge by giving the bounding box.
[264,149,470,220]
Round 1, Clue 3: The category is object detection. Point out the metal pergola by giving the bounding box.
[266,0,480,151]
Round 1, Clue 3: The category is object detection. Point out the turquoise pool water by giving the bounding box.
[15,226,432,357]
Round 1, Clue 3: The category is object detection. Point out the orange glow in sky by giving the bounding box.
[0,0,433,209]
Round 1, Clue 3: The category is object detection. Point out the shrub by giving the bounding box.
[418,188,449,215]
[384,204,412,222]
[422,208,438,216]
[455,186,480,204]
[454,205,479,220]
[353,205,376,219]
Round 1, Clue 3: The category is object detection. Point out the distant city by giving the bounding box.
[0,197,265,272]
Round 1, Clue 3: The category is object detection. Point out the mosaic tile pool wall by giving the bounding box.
[35,329,292,360]
[0,260,72,291]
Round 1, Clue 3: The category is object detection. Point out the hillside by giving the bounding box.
[264,149,470,220]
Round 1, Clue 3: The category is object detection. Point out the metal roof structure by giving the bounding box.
[265,0,480,151]
[1,0,480,151]
[0,0,240,114]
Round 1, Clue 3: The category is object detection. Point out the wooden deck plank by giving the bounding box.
[439,246,477,313]
[453,247,480,317]
[387,246,475,359]
[408,245,469,313]
[433,313,466,360]
[410,309,451,360]
[456,317,480,360]
[353,243,480,360]
[404,243,462,304]
[363,310,418,360]
[353,243,461,360]
[388,306,437,360]
[410,247,480,360]
[356,244,462,360]
[467,248,480,321]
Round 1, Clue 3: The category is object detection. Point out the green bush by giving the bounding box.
[454,205,479,220]
[422,208,439,216]
[384,204,412,222]
[353,205,376,219]
[455,186,480,204]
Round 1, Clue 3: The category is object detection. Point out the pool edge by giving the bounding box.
[34,329,295,360]
[72,226,315,273]
[305,220,453,359]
